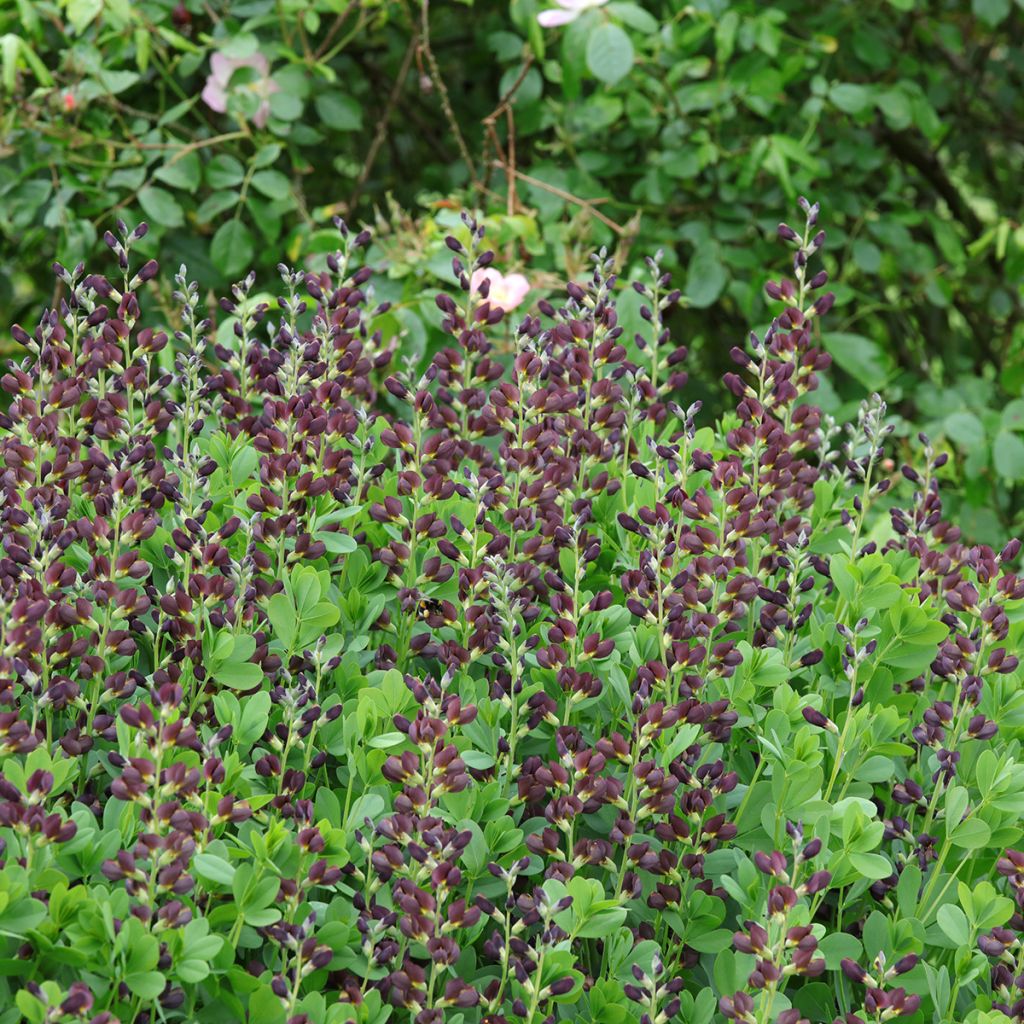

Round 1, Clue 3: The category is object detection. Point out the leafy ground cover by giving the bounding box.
[0,198,1023,1024]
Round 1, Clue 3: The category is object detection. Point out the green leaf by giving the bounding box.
[685,246,727,308]
[248,985,287,1024]
[852,239,882,274]
[586,24,634,87]
[975,749,999,794]
[135,27,151,73]
[1000,398,1024,432]
[822,332,894,390]
[882,649,935,683]
[193,853,236,887]
[685,927,732,953]
[847,852,892,880]
[291,567,321,613]
[830,82,873,114]
[66,0,103,33]
[973,0,1010,26]
[0,897,46,936]
[97,69,140,95]
[176,958,211,983]
[298,605,341,646]
[854,755,896,783]
[212,659,263,689]
[137,186,184,229]
[875,88,913,129]
[267,593,297,650]
[187,931,225,961]
[607,2,659,31]
[974,893,1014,930]
[206,155,245,189]
[197,190,240,222]
[462,750,495,770]
[936,903,970,946]
[155,151,202,191]
[269,88,304,122]
[250,169,291,201]
[818,931,862,970]
[124,971,166,1000]
[16,989,46,1024]
[945,786,970,834]
[993,430,1024,480]
[368,731,405,749]
[253,144,283,169]
[220,34,260,60]
[238,690,271,747]
[897,864,922,919]
[156,95,199,126]
[318,531,357,555]
[315,92,363,131]
[944,410,986,452]
[210,220,254,278]
[1,36,19,93]
[950,817,991,850]
[226,445,257,488]
[346,793,385,830]
[233,635,257,662]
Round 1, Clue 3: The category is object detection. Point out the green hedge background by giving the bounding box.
[2,0,1023,537]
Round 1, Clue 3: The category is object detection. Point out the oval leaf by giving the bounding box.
[586,24,634,86]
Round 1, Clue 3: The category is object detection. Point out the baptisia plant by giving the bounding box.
[0,200,1022,1024]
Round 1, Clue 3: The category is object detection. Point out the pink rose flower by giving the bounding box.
[201,52,280,129]
[537,0,608,27]
[470,268,530,312]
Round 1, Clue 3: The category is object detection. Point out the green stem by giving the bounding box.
[823,665,859,803]
[732,756,766,836]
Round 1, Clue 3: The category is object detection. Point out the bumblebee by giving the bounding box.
[417,597,447,621]
[416,597,457,627]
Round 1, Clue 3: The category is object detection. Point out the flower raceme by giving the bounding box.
[0,202,1021,1024]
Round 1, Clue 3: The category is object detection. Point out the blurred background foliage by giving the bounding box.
[1,0,1023,539]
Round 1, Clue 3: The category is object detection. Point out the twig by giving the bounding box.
[91,130,251,229]
[876,124,983,237]
[350,51,452,160]
[494,163,630,236]
[346,34,419,212]
[164,130,250,164]
[418,0,480,188]
[506,106,516,218]
[314,0,361,60]
[481,56,533,213]
[483,56,534,126]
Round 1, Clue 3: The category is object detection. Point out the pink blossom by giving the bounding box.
[201,52,280,129]
[470,268,530,312]
[537,0,608,27]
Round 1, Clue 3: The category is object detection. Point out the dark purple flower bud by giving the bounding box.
[546,977,575,997]
[841,958,868,983]
[801,707,836,732]
[813,292,835,316]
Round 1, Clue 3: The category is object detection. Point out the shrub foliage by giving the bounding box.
[4,1,1024,545]
[0,202,1022,1024]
